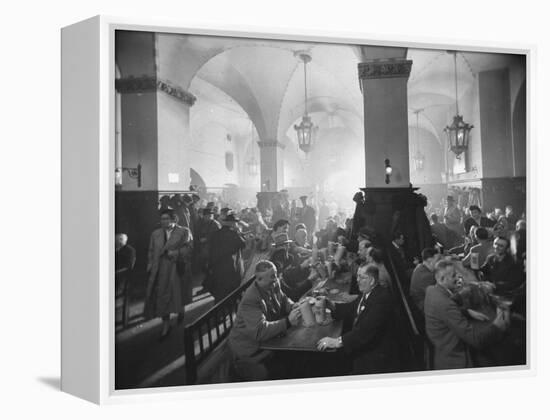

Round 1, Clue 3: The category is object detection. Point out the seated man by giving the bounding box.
[463,205,495,236]
[316,264,397,375]
[480,236,520,295]
[228,261,301,381]
[462,227,492,269]
[266,218,290,252]
[270,233,312,301]
[409,247,440,326]
[424,260,509,370]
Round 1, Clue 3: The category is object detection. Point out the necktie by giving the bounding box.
[354,295,366,325]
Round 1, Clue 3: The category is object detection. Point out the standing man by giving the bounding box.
[317,264,397,375]
[145,209,193,340]
[443,196,463,241]
[299,195,316,244]
[228,260,301,381]
[205,213,246,303]
[195,207,221,274]
[424,260,509,370]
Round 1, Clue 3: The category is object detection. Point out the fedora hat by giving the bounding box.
[272,232,293,247]
[223,213,240,223]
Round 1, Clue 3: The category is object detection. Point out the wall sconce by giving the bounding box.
[385,159,392,184]
[115,164,142,187]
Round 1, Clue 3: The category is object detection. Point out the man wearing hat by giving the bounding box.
[194,207,221,274]
[299,195,316,244]
[444,195,463,240]
[205,213,246,302]
[270,232,312,301]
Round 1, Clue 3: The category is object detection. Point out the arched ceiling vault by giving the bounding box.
[149,33,525,167]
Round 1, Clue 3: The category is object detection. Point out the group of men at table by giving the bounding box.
[228,259,394,381]
[228,235,522,381]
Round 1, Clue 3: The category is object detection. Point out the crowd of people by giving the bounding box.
[115,189,527,379]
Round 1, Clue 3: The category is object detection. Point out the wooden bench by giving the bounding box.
[383,244,432,371]
[183,277,254,385]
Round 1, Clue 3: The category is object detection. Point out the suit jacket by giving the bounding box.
[333,285,396,375]
[228,280,294,359]
[424,284,502,370]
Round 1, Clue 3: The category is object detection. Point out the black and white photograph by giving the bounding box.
[113,29,527,390]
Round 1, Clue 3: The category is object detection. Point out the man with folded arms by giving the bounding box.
[229,260,301,381]
[424,260,509,370]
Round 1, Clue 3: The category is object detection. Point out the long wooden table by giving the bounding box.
[260,272,357,352]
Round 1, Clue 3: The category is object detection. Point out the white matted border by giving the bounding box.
[62,14,536,404]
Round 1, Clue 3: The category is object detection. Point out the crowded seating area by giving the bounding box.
[115,189,526,387]
[113,31,526,389]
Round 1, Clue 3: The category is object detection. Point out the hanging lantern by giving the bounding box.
[444,51,474,158]
[294,51,317,153]
[412,150,425,172]
[445,114,473,158]
[295,115,316,153]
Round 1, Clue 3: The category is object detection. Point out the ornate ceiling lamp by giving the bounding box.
[294,51,317,153]
[412,109,425,172]
[444,51,474,159]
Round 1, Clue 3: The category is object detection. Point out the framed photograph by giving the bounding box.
[61,15,531,404]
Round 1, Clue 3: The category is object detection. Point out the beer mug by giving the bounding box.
[471,253,480,270]
[299,300,316,327]
[314,298,326,324]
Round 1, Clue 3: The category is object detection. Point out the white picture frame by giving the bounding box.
[61,15,534,404]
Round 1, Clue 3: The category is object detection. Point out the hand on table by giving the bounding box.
[317,336,342,351]
[467,309,490,322]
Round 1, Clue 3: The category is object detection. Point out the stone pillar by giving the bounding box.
[359,58,412,187]
[114,31,196,275]
[258,139,285,192]
[355,56,433,257]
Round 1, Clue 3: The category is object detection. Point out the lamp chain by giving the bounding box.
[454,51,459,115]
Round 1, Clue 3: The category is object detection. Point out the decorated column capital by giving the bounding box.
[115,76,197,107]
[358,58,413,81]
[257,139,286,150]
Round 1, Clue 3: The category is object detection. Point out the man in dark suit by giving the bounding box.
[463,205,495,236]
[317,264,397,375]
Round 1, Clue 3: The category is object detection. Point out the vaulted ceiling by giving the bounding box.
[116,31,525,189]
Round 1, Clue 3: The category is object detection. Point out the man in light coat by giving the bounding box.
[228,260,301,381]
[146,208,193,340]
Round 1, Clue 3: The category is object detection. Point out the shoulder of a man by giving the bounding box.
[424,284,447,306]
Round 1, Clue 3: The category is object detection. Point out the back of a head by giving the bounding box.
[434,259,454,282]
[392,230,404,241]
[368,247,384,264]
[365,263,379,281]
[430,213,439,223]
[273,219,289,232]
[255,260,275,275]
[421,247,438,262]
[475,227,489,241]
